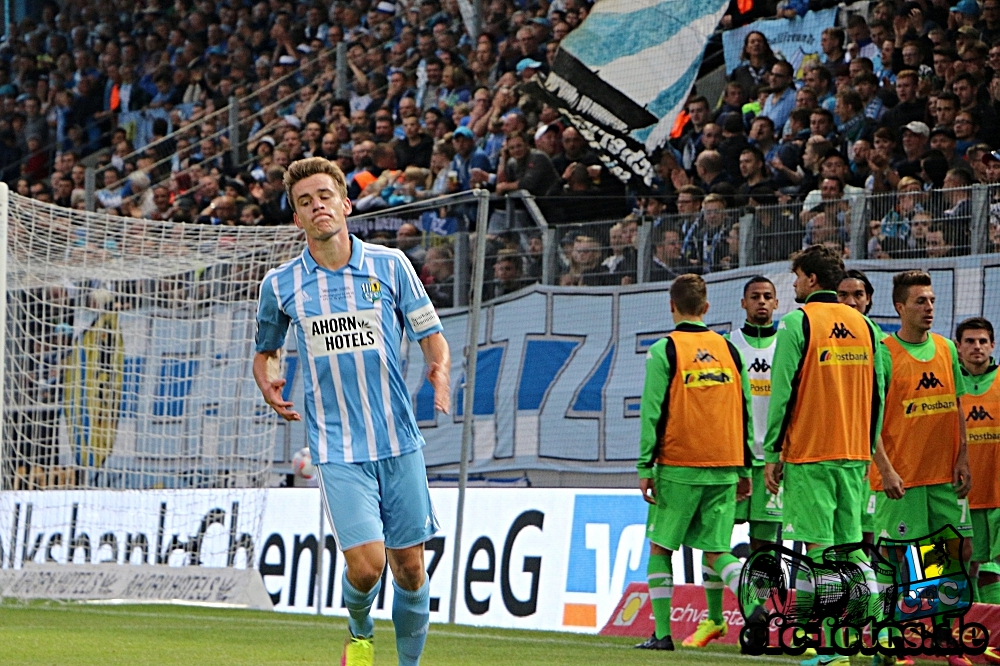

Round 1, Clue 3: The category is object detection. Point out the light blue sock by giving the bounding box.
[392,579,430,666]
[343,569,380,639]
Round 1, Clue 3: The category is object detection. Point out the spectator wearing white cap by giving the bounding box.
[900,121,929,165]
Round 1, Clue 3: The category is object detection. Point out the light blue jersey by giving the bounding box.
[255,235,443,465]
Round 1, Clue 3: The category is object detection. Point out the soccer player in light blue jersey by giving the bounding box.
[253,157,451,666]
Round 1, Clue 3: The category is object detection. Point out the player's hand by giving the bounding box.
[737,476,752,502]
[882,467,906,500]
[640,477,656,505]
[764,461,783,495]
[953,454,972,499]
[262,378,301,421]
[427,361,451,414]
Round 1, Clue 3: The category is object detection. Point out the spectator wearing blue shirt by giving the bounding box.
[761,61,796,132]
[448,126,491,191]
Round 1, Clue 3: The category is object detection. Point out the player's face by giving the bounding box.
[957,329,995,368]
[291,173,352,242]
[792,268,816,303]
[741,283,778,325]
[837,278,871,315]
[896,285,935,333]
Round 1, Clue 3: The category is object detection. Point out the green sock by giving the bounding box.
[703,565,724,624]
[804,547,833,647]
[980,581,1000,604]
[648,554,674,639]
[713,552,743,593]
[971,574,980,603]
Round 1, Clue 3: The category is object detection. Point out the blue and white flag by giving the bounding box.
[527,0,728,188]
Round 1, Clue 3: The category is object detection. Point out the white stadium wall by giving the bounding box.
[0,487,751,632]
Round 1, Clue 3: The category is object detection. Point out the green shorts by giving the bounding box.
[646,471,736,553]
[862,489,877,534]
[972,508,1000,563]
[873,483,973,541]
[735,466,782,541]
[782,461,866,546]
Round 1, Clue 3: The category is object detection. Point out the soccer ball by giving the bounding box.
[291,447,316,481]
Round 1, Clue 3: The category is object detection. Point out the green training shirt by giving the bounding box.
[763,291,888,464]
[962,361,998,396]
[638,321,753,484]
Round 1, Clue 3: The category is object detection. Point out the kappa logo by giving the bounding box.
[968,405,995,422]
[916,372,944,390]
[829,322,856,339]
[360,279,382,303]
[749,358,771,373]
[694,349,719,363]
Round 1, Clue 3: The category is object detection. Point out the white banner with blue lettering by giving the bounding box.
[276,255,1000,475]
[722,8,839,79]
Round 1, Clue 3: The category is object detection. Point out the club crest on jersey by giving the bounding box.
[360,278,382,303]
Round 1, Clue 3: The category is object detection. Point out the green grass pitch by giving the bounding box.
[0,602,942,666]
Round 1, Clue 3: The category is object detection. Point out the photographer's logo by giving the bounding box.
[737,526,988,659]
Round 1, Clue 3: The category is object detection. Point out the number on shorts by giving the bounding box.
[766,487,783,511]
[959,499,968,524]
[868,494,877,514]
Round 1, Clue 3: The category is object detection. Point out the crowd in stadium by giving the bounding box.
[3,0,1000,292]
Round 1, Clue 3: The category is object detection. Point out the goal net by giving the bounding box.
[0,186,302,571]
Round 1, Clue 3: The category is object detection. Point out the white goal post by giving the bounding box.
[0,190,304,570]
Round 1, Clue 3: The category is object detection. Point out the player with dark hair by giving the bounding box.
[728,277,782,552]
[254,157,451,666]
[955,318,1000,624]
[764,245,886,666]
[870,271,972,666]
[837,268,884,547]
[636,274,759,650]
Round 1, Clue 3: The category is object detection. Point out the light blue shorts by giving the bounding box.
[318,448,439,552]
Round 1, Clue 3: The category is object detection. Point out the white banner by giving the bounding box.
[0,487,752,632]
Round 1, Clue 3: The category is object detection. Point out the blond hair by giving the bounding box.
[284,157,348,208]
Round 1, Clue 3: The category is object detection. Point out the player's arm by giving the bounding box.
[736,354,753,501]
[867,316,889,446]
[873,436,904,499]
[763,311,805,493]
[638,339,670,504]
[253,350,300,421]
[419,332,451,414]
[735,343,753,480]
[395,250,449,412]
[948,339,972,497]
[253,276,299,421]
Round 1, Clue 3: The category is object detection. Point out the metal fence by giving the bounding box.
[465,185,995,297]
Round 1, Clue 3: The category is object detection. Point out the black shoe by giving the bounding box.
[634,633,675,650]
[741,606,771,654]
[746,604,770,626]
